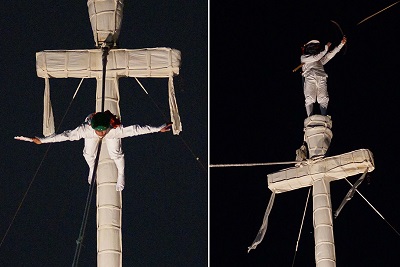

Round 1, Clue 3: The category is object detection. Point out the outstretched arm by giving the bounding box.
[160,122,173,132]
[14,136,40,144]
[15,124,89,145]
[32,137,42,144]
[107,122,174,138]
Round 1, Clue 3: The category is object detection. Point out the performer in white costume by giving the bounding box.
[29,111,172,191]
[301,36,347,116]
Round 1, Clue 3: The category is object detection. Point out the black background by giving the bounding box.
[211,1,400,266]
[0,1,207,266]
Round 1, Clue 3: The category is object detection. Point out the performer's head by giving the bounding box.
[89,110,121,137]
[303,40,322,55]
[90,111,112,136]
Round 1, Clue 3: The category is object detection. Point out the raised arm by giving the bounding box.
[321,37,347,65]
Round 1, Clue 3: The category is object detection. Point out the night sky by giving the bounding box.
[211,1,400,267]
[0,1,207,266]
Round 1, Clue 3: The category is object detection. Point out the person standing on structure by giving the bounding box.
[300,36,347,116]
[24,110,172,191]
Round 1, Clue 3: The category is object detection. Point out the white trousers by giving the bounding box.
[83,138,125,190]
[303,74,329,108]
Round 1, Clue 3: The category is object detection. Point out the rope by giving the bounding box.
[0,145,52,248]
[209,161,300,168]
[291,187,311,267]
[72,45,110,266]
[344,178,400,237]
[72,140,102,267]
[133,78,207,174]
[0,78,85,250]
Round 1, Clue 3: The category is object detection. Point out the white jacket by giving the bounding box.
[38,123,166,143]
[301,42,344,78]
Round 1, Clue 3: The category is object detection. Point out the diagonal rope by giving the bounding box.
[72,139,102,267]
[344,178,400,237]
[334,169,368,218]
[0,144,52,248]
[0,78,85,250]
[291,187,311,267]
[134,77,207,174]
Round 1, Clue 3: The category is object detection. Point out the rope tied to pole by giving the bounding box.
[72,139,102,267]
[72,44,111,266]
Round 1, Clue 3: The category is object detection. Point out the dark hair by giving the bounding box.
[91,112,112,131]
[304,42,323,56]
[88,110,121,131]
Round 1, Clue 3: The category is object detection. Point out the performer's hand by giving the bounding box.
[160,122,173,132]
[341,36,347,44]
[32,137,42,144]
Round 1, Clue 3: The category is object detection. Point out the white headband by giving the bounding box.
[305,40,320,45]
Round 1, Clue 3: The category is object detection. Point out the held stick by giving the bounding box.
[292,63,304,73]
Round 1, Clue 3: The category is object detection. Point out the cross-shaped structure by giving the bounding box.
[35,1,181,266]
[248,115,375,267]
